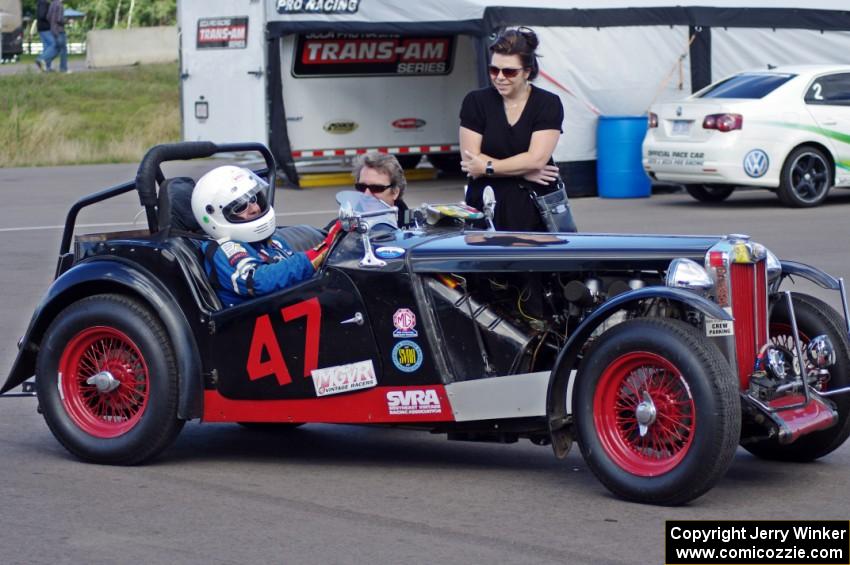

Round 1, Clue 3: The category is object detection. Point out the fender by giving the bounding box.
[1,258,204,420]
[780,260,840,290]
[545,286,734,455]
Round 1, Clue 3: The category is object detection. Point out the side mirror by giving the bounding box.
[482,185,496,231]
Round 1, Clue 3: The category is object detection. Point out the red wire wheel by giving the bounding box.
[593,351,696,476]
[58,326,150,438]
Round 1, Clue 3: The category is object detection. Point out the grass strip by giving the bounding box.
[1,62,179,167]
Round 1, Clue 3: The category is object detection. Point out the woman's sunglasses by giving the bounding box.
[488,65,525,79]
[231,194,258,215]
[355,182,395,194]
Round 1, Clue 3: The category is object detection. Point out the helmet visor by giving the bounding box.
[222,175,270,223]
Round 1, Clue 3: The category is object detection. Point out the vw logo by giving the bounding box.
[676,106,682,117]
[743,149,769,178]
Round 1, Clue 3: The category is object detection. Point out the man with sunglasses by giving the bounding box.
[352,152,410,227]
[191,165,341,308]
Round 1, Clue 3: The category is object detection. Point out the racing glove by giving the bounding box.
[305,220,343,270]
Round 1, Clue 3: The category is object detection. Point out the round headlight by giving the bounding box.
[666,258,713,293]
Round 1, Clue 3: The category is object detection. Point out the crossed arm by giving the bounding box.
[459,127,561,185]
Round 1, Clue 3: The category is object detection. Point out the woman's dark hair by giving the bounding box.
[489,27,540,80]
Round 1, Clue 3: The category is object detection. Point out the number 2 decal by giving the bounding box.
[813,83,823,100]
[246,297,322,386]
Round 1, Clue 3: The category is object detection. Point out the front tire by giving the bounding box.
[573,318,740,505]
[743,293,850,461]
[685,184,735,202]
[36,294,184,464]
[778,146,833,207]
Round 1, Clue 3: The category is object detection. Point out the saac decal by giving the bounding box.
[392,340,422,372]
[375,246,405,260]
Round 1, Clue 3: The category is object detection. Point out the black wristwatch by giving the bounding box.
[485,160,494,176]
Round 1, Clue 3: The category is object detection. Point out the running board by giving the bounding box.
[742,391,838,444]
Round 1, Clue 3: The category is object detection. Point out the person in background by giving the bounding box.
[352,152,410,227]
[191,165,340,308]
[45,0,68,74]
[459,27,564,231]
[33,0,53,72]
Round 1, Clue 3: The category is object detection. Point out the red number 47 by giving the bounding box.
[245,297,322,386]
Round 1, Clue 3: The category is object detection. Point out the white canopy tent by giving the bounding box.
[250,1,850,191]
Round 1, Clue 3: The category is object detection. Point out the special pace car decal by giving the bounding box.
[311,360,377,397]
[246,297,321,386]
[392,308,418,338]
[392,340,423,372]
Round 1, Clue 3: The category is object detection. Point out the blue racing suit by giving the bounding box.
[201,234,315,308]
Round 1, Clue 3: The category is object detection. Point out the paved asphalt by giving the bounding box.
[0,163,848,564]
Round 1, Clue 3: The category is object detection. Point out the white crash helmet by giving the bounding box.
[191,165,276,242]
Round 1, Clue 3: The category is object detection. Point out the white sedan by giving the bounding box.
[643,65,850,207]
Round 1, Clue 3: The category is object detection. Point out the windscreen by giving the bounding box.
[697,73,795,99]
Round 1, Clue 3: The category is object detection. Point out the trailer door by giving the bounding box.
[179,0,266,144]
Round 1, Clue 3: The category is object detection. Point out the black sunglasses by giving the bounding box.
[355,182,395,194]
[231,194,258,215]
[488,65,525,79]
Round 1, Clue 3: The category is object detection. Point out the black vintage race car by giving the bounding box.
[3,142,850,505]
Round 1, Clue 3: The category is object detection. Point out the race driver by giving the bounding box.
[191,165,341,307]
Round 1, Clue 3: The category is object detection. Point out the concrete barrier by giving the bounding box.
[86,26,177,68]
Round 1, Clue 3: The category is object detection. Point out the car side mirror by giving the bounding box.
[482,185,496,231]
[338,204,399,268]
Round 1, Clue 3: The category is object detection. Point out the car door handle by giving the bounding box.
[822,121,837,126]
[341,312,364,326]
[247,69,264,78]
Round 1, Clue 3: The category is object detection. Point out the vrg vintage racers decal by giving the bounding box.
[311,360,377,397]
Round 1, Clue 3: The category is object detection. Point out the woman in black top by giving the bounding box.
[459,27,564,231]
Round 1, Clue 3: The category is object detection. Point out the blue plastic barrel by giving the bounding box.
[596,115,652,198]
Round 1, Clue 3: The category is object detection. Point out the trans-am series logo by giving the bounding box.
[744,149,769,178]
[196,17,248,49]
[277,0,359,14]
[293,32,455,77]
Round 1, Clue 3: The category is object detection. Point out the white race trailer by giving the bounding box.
[178,0,850,191]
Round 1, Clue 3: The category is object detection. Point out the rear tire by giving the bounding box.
[777,146,833,207]
[36,294,184,464]
[743,293,850,461]
[573,318,740,505]
[684,184,735,202]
